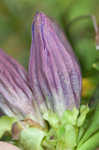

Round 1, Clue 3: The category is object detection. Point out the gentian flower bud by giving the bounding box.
[0,12,84,150]
[0,49,43,125]
[29,12,82,116]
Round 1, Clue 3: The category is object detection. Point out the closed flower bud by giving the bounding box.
[29,12,82,116]
[0,49,43,125]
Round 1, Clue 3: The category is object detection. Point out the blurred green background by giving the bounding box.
[0,0,99,99]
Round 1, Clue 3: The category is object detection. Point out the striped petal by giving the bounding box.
[28,12,82,116]
[0,49,43,125]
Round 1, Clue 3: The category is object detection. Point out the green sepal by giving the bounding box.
[0,116,16,138]
[1,105,98,150]
[64,124,77,149]
[43,105,89,150]
[43,111,59,128]
[77,105,89,127]
[19,128,46,150]
[61,107,79,126]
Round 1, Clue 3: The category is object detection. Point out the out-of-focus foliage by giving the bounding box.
[0,0,99,99]
[0,0,73,68]
[64,0,99,74]
[63,0,99,99]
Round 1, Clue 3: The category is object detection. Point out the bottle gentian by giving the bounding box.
[29,12,82,116]
[0,12,89,150]
[0,48,44,126]
[0,12,81,121]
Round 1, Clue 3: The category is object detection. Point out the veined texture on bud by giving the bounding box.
[29,12,82,116]
[0,49,43,125]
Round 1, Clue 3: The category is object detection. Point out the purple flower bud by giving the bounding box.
[0,49,43,125]
[29,12,82,116]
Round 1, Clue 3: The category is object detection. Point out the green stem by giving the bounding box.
[77,131,99,150]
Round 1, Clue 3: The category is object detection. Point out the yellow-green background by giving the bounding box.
[0,0,99,99]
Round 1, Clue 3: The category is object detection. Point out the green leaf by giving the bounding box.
[65,0,97,23]
[0,116,16,138]
[77,131,99,150]
[78,102,99,146]
[63,0,99,73]
[77,109,94,143]
[93,62,99,71]
[67,16,97,72]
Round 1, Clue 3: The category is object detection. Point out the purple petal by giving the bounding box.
[0,49,43,125]
[28,12,82,116]
[47,17,82,107]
